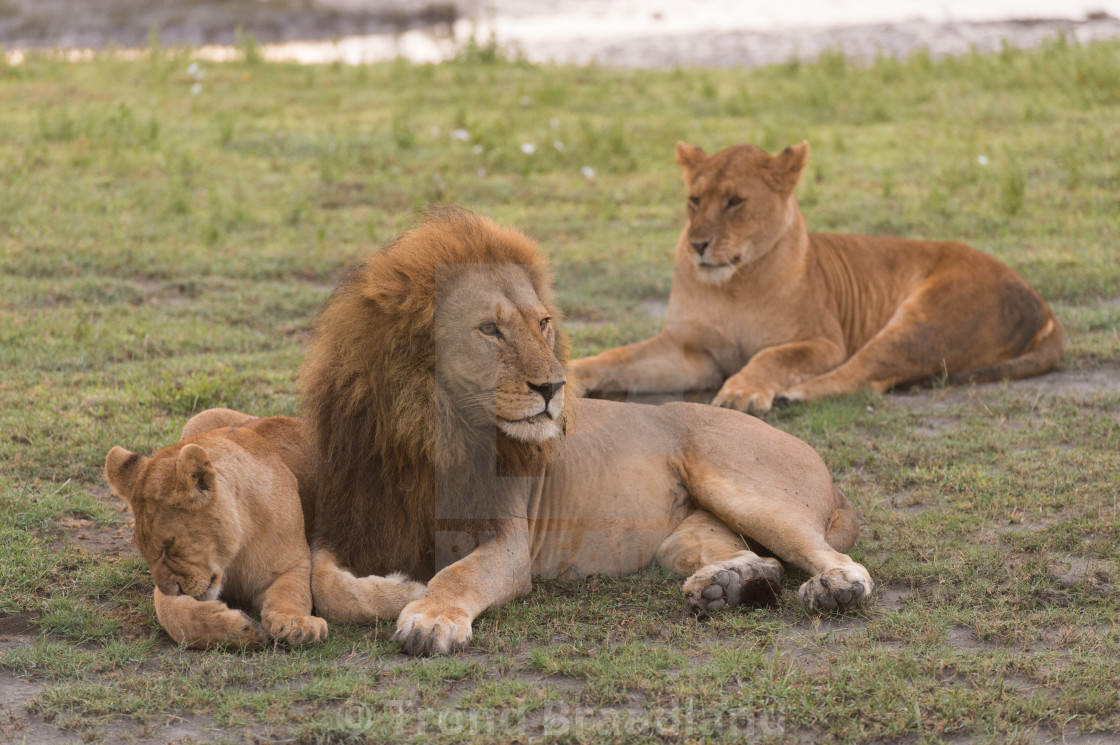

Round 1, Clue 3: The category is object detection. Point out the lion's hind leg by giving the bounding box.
[656,509,783,615]
[688,470,873,613]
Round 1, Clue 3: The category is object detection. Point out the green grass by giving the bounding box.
[1,38,1119,744]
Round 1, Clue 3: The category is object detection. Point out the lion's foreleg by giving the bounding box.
[392,525,532,655]
[153,587,267,650]
[712,338,844,414]
[310,549,426,624]
[570,333,722,395]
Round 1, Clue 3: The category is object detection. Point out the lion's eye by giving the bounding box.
[478,322,502,338]
[726,196,743,209]
[688,195,700,207]
[539,317,551,333]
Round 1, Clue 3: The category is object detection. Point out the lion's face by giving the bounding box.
[674,141,809,285]
[435,264,567,444]
[105,444,237,601]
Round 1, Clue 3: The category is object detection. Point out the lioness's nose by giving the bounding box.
[690,239,710,256]
[528,380,565,405]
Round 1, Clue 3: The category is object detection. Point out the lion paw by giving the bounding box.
[798,566,873,612]
[178,601,268,650]
[683,555,783,616]
[392,599,472,656]
[711,380,777,415]
[263,612,328,646]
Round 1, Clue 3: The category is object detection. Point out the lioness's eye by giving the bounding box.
[726,196,743,209]
[688,195,700,207]
[540,317,551,333]
[478,322,502,337]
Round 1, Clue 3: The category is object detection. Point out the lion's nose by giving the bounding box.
[690,239,710,256]
[528,380,565,405]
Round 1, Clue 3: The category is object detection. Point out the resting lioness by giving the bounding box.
[105,412,328,649]
[569,141,1065,413]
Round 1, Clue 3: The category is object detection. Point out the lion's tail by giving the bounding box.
[181,407,259,440]
[825,486,861,552]
[947,315,1066,386]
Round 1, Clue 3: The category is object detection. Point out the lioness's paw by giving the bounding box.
[392,600,472,656]
[712,380,776,415]
[798,566,873,612]
[188,602,268,650]
[683,555,783,616]
[263,613,328,645]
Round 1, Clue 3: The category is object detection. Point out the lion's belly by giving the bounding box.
[529,399,691,579]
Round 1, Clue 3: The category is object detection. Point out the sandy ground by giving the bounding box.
[2,0,1120,66]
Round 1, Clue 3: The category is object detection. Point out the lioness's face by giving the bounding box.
[675,141,808,285]
[105,445,237,601]
[435,265,566,443]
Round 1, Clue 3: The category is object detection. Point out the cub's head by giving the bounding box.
[434,262,568,444]
[675,140,809,284]
[104,443,238,600]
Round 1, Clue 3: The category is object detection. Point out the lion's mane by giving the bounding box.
[301,208,571,580]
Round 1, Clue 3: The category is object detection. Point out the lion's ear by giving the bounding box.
[764,140,810,194]
[174,444,217,509]
[674,141,708,182]
[362,266,412,313]
[105,447,148,509]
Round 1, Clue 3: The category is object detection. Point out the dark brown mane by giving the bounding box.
[300,208,571,580]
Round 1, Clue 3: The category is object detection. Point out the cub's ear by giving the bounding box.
[174,444,217,509]
[764,140,810,194]
[674,141,708,182]
[105,447,148,509]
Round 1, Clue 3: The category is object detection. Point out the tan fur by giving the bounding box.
[105,414,327,649]
[569,140,1065,413]
[302,209,873,656]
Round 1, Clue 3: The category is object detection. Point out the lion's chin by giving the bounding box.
[497,414,561,444]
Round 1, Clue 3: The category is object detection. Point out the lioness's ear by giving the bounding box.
[174,444,217,508]
[764,140,810,193]
[105,447,148,508]
[674,141,708,182]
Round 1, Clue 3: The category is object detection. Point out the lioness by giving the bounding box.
[105,412,328,649]
[106,409,425,648]
[302,209,872,656]
[569,141,1065,413]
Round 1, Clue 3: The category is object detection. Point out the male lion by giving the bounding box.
[302,208,872,656]
[568,141,1065,413]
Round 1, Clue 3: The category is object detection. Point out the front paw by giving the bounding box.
[392,599,472,656]
[712,378,776,415]
[263,612,328,645]
[178,601,268,650]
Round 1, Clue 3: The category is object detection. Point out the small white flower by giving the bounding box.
[580,166,596,182]
[550,117,560,129]
[519,96,530,106]
[472,144,483,154]
[190,82,202,95]
[449,129,470,142]
[476,167,487,177]
[553,140,565,151]
[187,62,200,75]
[430,126,441,137]
[977,155,990,165]
[520,143,536,155]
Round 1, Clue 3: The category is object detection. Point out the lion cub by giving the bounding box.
[105,412,327,649]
